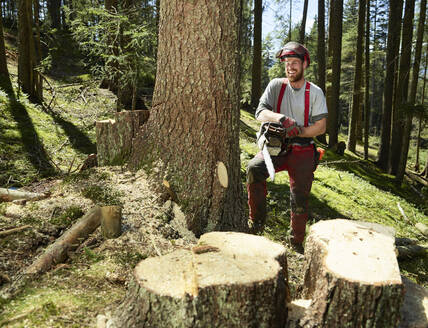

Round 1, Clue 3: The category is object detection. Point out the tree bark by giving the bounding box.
[390,0,414,179]
[0,13,11,91]
[347,0,366,152]
[399,277,428,328]
[250,0,262,109]
[415,50,427,172]
[376,0,403,170]
[130,0,245,235]
[299,0,309,44]
[395,0,425,184]
[47,0,61,29]
[96,110,149,166]
[300,219,404,327]
[363,0,370,160]
[326,0,343,147]
[110,232,288,327]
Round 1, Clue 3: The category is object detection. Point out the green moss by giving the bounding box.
[81,184,123,206]
[49,206,84,226]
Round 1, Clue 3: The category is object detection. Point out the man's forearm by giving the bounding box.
[257,110,284,123]
[299,118,327,137]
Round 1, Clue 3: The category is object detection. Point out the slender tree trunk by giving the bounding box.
[33,0,43,101]
[289,0,292,41]
[316,0,327,144]
[415,49,427,172]
[250,0,262,109]
[326,0,343,148]
[0,13,11,91]
[376,0,403,170]
[130,0,245,236]
[347,0,366,152]
[390,0,414,182]
[299,0,309,44]
[364,0,370,160]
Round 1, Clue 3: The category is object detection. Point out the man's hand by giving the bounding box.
[280,116,301,137]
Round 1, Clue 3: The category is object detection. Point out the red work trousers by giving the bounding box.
[246,145,316,243]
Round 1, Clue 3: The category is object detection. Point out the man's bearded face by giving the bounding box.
[284,57,304,82]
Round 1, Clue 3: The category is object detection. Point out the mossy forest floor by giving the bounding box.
[0,38,427,327]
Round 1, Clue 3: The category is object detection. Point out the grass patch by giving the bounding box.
[81,184,123,206]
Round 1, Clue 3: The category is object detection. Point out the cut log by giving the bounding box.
[399,276,428,328]
[25,206,102,274]
[96,110,149,166]
[300,219,404,327]
[0,188,48,202]
[396,244,428,260]
[109,232,288,327]
[100,206,122,239]
[0,225,31,237]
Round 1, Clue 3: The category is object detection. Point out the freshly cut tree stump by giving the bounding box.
[100,206,122,239]
[96,110,149,166]
[110,232,288,327]
[300,219,404,328]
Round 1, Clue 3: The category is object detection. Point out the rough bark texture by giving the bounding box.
[347,0,365,152]
[377,0,403,170]
[25,206,102,274]
[130,0,245,236]
[110,232,288,327]
[363,0,370,160]
[250,0,262,109]
[96,110,149,166]
[390,0,414,177]
[300,219,404,328]
[326,0,343,147]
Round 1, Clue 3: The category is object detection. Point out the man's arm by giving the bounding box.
[257,109,284,123]
[299,117,326,137]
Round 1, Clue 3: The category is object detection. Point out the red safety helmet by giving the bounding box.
[276,41,310,67]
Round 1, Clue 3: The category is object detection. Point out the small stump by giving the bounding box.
[110,232,288,327]
[300,219,404,327]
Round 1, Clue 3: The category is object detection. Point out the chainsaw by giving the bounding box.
[256,122,288,181]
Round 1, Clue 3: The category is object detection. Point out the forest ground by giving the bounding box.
[0,32,427,327]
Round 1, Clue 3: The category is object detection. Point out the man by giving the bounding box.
[247,41,328,253]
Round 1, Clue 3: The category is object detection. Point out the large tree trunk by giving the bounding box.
[376,0,403,170]
[47,0,61,29]
[363,0,370,160]
[250,0,262,109]
[130,0,245,235]
[347,0,366,152]
[315,0,327,144]
[110,232,288,327]
[300,219,404,327]
[390,0,414,177]
[326,0,343,147]
[298,0,309,44]
[0,13,11,91]
[395,0,425,184]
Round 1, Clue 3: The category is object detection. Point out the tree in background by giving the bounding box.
[363,0,370,160]
[415,46,427,173]
[47,0,61,29]
[18,0,42,103]
[299,0,309,44]
[347,0,365,152]
[130,0,245,236]
[396,0,426,184]
[389,0,414,177]
[0,13,11,91]
[377,0,403,170]
[251,0,262,109]
[326,0,343,147]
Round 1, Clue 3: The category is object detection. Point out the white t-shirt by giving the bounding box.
[255,78,328,126]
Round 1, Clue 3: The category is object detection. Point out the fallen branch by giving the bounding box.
[0,188,49,202]
[405,171,428,187]
[396,244,428,260]
[25,206,102,275]
[319,159,364,166]
[0,308,36,326]
[397,202,411,223]
[0,225,31,237]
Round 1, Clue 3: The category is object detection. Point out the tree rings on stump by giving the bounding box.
[100,206,122,239]
[300,219,404,327]
[110,232,288,327]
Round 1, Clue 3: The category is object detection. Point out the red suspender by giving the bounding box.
[276,79,287,113]
[277,79,311,128]
[304,82,311,127]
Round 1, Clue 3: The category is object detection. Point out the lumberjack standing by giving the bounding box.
[247,42,328,252]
